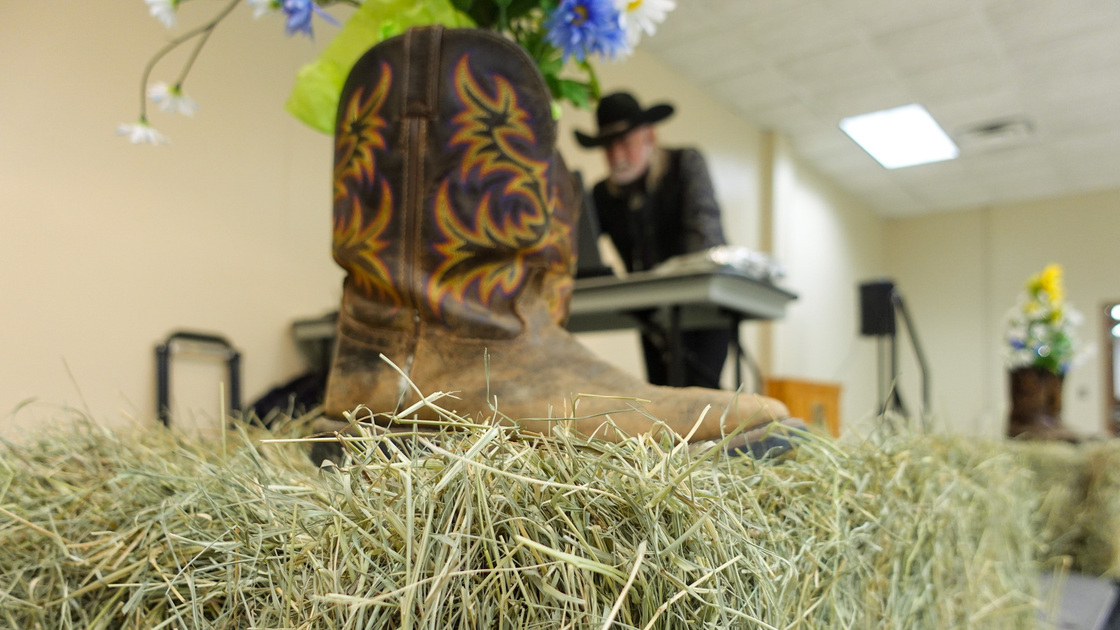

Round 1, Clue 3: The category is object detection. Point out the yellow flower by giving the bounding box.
[1027,264,1063,304]
[1039,264,1063,301]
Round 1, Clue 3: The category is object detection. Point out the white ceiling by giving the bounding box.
[641,0,1120,217]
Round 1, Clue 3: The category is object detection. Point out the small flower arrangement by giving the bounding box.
[1004,264,1084,376]
[120,0,676,144]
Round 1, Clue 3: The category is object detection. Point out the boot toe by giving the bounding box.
[719,417,808,459]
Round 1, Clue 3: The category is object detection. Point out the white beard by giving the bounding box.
[608,142,654,186]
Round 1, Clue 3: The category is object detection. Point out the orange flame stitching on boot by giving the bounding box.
[332,62,399,307]
[429,182,543,319]
[446,56,552,213]
[334,64,392,200]
[425,55,557,321]
[333,185,400,307]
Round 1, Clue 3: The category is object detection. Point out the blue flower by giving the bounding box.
[545,0,629,62]
[281,0,338,38]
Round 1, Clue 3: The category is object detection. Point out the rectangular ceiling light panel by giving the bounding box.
[840,104,959,169]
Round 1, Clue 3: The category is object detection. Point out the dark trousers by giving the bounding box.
[640,328,731,389]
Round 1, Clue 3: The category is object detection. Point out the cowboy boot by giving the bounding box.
[1007,366,1078,442]
[320,26,796,444]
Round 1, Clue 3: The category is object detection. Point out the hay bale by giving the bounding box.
[1008,440,1091,566]
[0,409,1040,629]
[1008,438,1120,577]
[1082,441,1120,577]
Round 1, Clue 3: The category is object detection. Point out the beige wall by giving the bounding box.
[884,209,992,434]
[770,138,887,428]
[3,2,342,435]
[3,2,883,437]
[885,189,1120,438]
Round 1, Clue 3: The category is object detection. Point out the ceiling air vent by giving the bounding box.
[955,117,1035,153]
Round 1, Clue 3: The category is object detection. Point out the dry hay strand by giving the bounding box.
[0,400,1041,629]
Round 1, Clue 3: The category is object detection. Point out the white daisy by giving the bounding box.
[116,121,169,145]
[247,0,281,19]
[148,82,199,117]
[145,0,179,28]
[617,0,676,45]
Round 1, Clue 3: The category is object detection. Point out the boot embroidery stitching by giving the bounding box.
[425,54,558,325]
[332,63,401,308]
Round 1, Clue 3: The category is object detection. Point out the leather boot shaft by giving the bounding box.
[332,26,577,340]
[328,26,581,417]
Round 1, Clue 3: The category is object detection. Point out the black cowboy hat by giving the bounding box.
[574,92,675,148]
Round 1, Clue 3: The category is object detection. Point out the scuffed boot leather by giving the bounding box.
[321,26,796,444]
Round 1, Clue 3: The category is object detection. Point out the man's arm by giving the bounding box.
[678,148,728,252]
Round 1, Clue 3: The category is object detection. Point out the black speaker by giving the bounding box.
[859,280,896,336]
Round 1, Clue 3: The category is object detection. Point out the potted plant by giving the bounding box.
[1004,264,1083,442]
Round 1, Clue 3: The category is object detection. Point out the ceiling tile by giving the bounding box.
[839,0,973,36]
[961,148,1067,200]
[1066,169,1120,194]
[984,176,1069,205]
[734,98,820,132]
[915,183,994,212]
[882,160,988,211]
[1051,128,1120,161]
[906,58,1009,104]
[775,42,891,95]
[710,67,798,112]
[810,79,914,120]
[925,91,1027,137]
[1031,103,1120,139]
[655,34,763,85]
[890,157,972,186]
[708,0,819,22]
[1050,130,1120,190]
[812,155,899,191]
[860,185,930,217]
[983,0,1120,51]
[1009,27,1120,84]
[730,3,859,65]
[870,14,1001,74]
[643,3,724,48]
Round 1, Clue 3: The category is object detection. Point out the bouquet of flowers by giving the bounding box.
[120,0,676,144]
[1004,264,1083,376]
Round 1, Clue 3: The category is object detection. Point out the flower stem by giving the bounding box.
[138,0,243,120]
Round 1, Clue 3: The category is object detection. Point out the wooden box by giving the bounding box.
[765,377,842,437]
